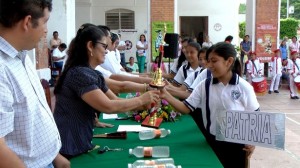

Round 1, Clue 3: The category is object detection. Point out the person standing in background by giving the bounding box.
[289,36,299,53]
[136,34,148,73]
[50,31,62,50]
[202,35,213,48]
[117,33,126,68]
[280,39,288,61]
[0,0,69,167]
[240,35,252,75]
[268,49,282,94]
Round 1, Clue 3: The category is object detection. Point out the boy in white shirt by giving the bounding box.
[268,49,282,94]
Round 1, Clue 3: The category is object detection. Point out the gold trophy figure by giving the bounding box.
[149,23,168,88]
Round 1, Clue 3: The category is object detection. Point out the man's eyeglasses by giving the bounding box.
[96,42,108,50]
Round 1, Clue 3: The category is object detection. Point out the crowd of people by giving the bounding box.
[1,0,300,168]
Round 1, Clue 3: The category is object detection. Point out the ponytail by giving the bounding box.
[232,58,242,77]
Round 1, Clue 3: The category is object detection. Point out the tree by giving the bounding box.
[281,0,300,19]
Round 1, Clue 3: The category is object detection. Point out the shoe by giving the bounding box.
[274,90,279,93]
[291,96,297,99]
[296,96,299,99]
[268,91,272,94]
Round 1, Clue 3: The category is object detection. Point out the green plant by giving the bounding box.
[239,22,246,39]
[280,18,299,39]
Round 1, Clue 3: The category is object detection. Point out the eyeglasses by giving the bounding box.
[96,41,108,50]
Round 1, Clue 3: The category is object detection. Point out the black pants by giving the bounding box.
[191,108,246,168]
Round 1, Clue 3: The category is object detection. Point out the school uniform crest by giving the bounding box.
[231,90,241,100]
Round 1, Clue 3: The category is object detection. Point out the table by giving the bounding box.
[70,114,223,168]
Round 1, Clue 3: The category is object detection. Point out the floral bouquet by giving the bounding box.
[128,94,181,122]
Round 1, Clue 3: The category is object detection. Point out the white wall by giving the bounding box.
[76,0,149,62]
[177,0,240,45]
[47,0,76,48]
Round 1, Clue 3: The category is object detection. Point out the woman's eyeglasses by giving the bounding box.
[96,42,108,50]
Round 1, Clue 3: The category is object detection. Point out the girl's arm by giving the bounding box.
[160,88,191,114]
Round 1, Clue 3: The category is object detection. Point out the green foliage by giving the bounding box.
[280,18,299,39]
[239,22,246,39]
[239,3,246,14]
[281,0,300,19]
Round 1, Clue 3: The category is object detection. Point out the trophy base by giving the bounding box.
[141,116,162,129]
[149,81,166,89]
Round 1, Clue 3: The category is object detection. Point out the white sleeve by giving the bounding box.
[52,48,60,57]
[189,69,208,91]
[183,80,204,111]
[173,66,185,85]
[183,72,196,88]
[243,82,260,111]
[170,59,179,74]
[95,65,112,78]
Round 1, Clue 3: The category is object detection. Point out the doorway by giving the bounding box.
[180,16,208,46]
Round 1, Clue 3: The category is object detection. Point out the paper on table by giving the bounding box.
[102,114,118,119]
[117,125,155,132]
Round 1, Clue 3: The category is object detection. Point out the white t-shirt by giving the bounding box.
[173,64,201,85]
[183,74,260,136]
[170,59,188,74]
[118,40,126,54]
[52,48,66,63]
[189,68,212,92]
[136,41,148,56]
[202,42,213,48]
[95,65,112,78]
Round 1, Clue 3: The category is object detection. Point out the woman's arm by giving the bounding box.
[0,138,26,168]
[105,77,147,94]
[81,89,159,114]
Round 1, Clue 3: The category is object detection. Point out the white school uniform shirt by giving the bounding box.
[287,58,300,77]
[170,59,188,74]
[183,67,203,88]
[188,68,212,92]
[183,73,260,136]
[269,56,282,75]
[173,64,201,85]
[246,59,262,76]
[95,65,112,78]
[0,37,61,167]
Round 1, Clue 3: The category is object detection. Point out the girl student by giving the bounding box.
[172,42,202,86]
[163,38,193,80]
[287,50,300,99]
[160,42,259,167]
[246,51,262,83]
[166,47,209,100]
[54,24,160,159]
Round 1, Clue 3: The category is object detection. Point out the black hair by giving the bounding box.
[0,0,52,28]
[176,37,193,70]
[53,31,58,35]
[139,34,146,41]
[224,35,233,42]
[97,25,111,32]
[199,47,209,59]
[129,56,134,60]
[59,43,67,49]
[187,42,201,58]
[242,35,249,42]
[111,33,119,44]
[54,23,105,94]
[292,36,297,40]
[206,42,242,76]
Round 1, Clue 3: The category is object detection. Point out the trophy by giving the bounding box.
[149,23,168,88]
[142,23,168,128]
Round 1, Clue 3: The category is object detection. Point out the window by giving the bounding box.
[106,9,135,29]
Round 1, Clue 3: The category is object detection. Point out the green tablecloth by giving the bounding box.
[70,114,222,168]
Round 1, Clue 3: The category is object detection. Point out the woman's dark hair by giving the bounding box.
[206,42,242,76]
[53,31,58,36]
[54,23,105,94]
[0,0,52,28]
[111,33,119,44]
[176,37,193,70]
[242,35,249,42]
[199,47,209,59]
[139,34,146,41]
[292,36,297,40]
[224,35,233,42]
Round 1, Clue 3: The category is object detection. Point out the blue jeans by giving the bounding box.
[120,53,126,68]
[136,53,146,73]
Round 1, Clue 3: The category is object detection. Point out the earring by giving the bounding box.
[91,52,93,57]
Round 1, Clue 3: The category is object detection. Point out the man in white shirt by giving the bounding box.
[52,43,67,69]
[117,33,126,67]
[0,1,69,168]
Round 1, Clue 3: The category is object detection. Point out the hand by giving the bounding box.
[159,88,171,100]
[140,90,160,105]
[95,122,114,128]
[243,145,255,159]
[53,153,70,168]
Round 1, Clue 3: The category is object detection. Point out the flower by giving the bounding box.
[130,99,181,122]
